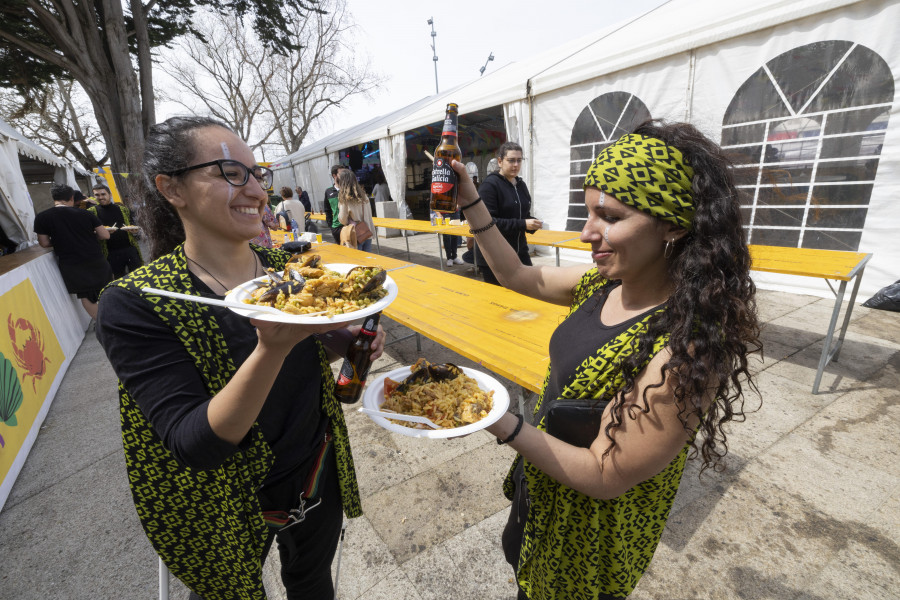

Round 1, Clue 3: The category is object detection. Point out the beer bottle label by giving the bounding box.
[442,114,458,136]
[336,360,357,386]
[431,157,457,195]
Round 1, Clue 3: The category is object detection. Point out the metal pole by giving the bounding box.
[428,18,439,94]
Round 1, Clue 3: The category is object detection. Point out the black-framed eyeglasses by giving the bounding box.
[504,157,524,164]
[165,159,273,189]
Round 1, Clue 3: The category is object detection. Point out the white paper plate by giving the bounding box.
[362,366,510,439]
[223,263,397,324]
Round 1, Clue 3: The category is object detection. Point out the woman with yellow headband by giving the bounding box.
[450,120,760,600]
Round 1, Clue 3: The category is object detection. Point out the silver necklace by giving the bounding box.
[186,253,259,294]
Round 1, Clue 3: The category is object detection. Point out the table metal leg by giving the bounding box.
[404,234,411,261]
[832,266,866,363]
[375,231,381,253]
[437,234,445,271]
[813,278,849,394]
[555,248,560,267]
[159,557,169,600]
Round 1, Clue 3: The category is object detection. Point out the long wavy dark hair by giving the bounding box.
[139,116,234,259]
[587,120,761,473]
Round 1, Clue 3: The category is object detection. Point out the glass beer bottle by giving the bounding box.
[335,312,381,404]
[430,102,461,213]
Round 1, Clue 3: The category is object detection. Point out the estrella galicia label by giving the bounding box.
[431,158,457,195]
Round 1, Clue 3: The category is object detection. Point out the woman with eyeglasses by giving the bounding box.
[95,116,381,599]
[475,141,543,285]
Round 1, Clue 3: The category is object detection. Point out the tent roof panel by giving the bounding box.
[528,0,864,97]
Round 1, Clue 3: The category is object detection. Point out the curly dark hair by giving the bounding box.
[140,115,233,259]
[586,119,761,473]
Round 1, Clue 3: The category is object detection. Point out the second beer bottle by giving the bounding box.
[430,102,461,213]
[334,312,381,404]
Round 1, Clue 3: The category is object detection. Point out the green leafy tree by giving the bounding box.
[0,0,322,198]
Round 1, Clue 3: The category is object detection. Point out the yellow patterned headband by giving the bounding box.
[584,133,695,230]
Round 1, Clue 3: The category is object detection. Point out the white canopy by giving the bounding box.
[0,118,89,244]
[273,0,900,299]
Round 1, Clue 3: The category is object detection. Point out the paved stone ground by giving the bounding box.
[1,229,898,599]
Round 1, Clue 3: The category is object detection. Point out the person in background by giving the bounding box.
[34,183,112,318]
[251,202,279,248]
[371,169,392,205]
[96,115,384,600]
[295,185,312,213]
[293,185,317,233]
[450,120,761,599]
[475,142,542,285]
[266,187,283,213]
[275,187,306,233]
[73,190,94,210]
[323,164,347,243]
[0,223,17,255]
[88,183,144,278]
[442,207,465,266]
[337,169,375,252]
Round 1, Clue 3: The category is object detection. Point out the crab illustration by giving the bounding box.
[7,314,50,393]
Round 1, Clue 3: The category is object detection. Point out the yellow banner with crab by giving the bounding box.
[0,280,65,481]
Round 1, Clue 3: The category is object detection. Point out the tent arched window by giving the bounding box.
[566,92,651,231]
[721,41,893,251]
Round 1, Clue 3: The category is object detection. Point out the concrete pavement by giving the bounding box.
[1,229,898,599]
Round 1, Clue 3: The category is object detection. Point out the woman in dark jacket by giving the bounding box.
[475,142,543,285]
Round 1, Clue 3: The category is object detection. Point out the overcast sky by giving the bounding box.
[307,0,669,142]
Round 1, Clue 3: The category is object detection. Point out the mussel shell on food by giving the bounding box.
[258,277,306,303]
[344,266,387,296]
[286,253,321,269]
[396,360,463,394]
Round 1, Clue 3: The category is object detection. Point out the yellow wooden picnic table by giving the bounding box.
[370,217,458,271]
[302,233,872,394]
[549,238,873,394]
[310,242,566,393]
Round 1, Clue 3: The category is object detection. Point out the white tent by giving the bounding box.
[0,118,90,245]
[273,0,899,299]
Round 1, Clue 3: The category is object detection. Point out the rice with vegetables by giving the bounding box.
[381,361,493,429]
[243,263,387,317]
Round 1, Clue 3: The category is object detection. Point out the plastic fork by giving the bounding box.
[358,407,442,429]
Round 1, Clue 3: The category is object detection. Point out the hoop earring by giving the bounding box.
[664,239,674,259]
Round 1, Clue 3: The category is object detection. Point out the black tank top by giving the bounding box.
[542,283,665,407]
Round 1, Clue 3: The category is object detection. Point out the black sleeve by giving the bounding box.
[323,192,334,224]
[33,212,48,236]
[86,212,102,228]
[96,286,242,470]
[522,182,537,235]
[481,178,526,234]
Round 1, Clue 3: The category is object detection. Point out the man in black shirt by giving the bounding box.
[34,184,112,318]
[88,183,144,278]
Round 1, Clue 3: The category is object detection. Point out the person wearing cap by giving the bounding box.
[449,120,761,599]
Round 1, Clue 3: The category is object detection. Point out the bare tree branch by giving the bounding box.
[0,80,109,169]
[162,0,381,158]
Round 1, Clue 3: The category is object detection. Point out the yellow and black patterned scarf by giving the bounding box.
[584,133,695,230]
[503,269,689,600]
[107,244,361,599]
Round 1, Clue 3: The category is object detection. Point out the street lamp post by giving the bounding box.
[427,17,439,94]
[479,52,495,76]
